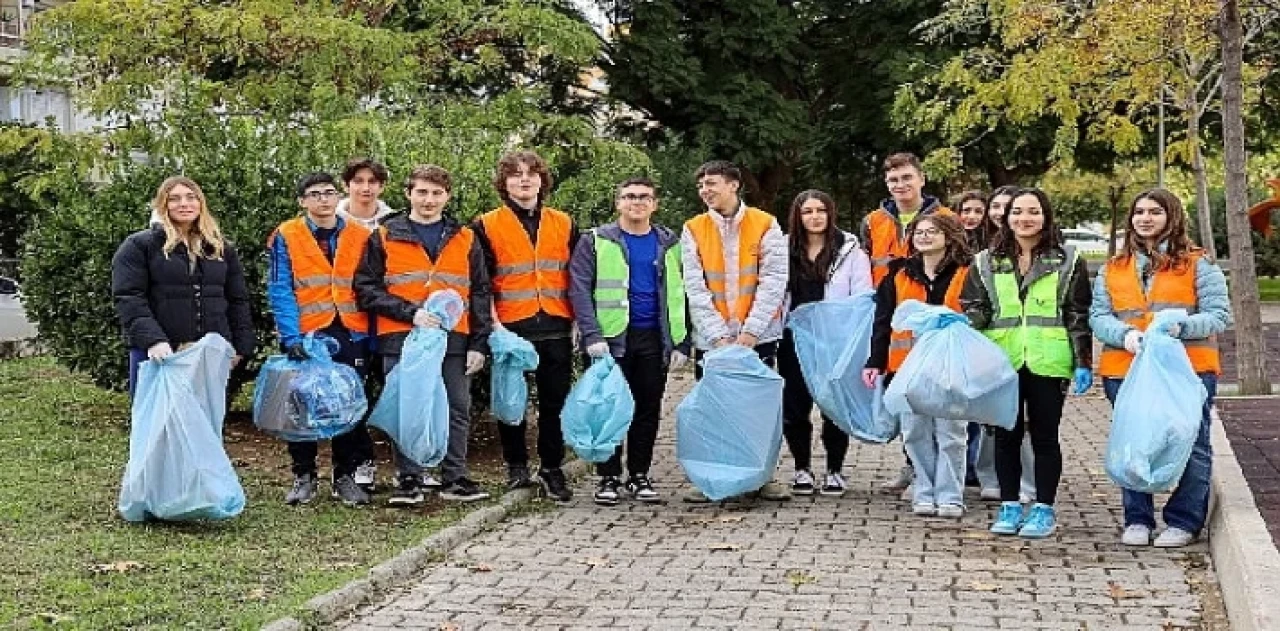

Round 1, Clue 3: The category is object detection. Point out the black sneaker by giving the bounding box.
[626,474,660,503]
[594,477,622,506]
[285,473,317,505]
[388,475,425,507]
[439,478,490,502]
[331,474,371,506]
[538,468,572,502]
[506,465,535,490]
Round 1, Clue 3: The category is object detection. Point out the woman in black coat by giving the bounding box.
[111,176,255,394]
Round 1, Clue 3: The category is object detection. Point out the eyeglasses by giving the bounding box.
[619,194,655,203]
[303,189,340,201]
[913,228,942,237]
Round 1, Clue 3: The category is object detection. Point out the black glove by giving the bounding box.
[286,343,309,361]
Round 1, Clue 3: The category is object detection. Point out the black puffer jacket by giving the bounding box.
[111,227,255,357]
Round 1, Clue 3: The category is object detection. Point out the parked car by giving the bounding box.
[1062,228,1112,256]
[0,277,16,296]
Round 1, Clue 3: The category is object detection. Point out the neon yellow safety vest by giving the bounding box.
[592,231,688,344]
[975,247,1078,378]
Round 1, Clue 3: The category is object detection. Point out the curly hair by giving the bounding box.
[1118,188,1198,272]
[492,151,553,202]
[906,212,972,270]
[989,187,1064,261]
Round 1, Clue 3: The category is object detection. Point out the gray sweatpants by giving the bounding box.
[383,354,472,483]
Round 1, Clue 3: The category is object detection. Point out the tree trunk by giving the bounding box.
[1220,0,1272,395]
[1108,185,1123,258]
[1187,109,1218,259]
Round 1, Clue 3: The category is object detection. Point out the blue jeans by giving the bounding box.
[1102,373,1218,534]
[902,412,968,507]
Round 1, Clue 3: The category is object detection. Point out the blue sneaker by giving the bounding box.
[1018,503,1057,539]
[990,501,1024,535]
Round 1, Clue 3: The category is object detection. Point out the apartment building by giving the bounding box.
[1,0,95,132]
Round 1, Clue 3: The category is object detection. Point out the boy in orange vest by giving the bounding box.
[681,160,790,502]
[267,172,374,507]
[471,151,578,502]
[355,165,493,505]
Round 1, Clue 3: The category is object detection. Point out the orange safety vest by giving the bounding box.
[887,265,969,372]
[376,226,474,336]
[866,206,953,287]
[686,207,775,325]
[273,217,370,335]
[479,206,573,323]
[1098,251,1221,377]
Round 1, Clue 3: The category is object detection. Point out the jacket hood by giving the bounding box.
[593,222,680,248]
[338,199,398,227]
[879,195,943,217]
[381,213,463,240]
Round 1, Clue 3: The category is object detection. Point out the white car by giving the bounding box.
[1062,228,1112,255]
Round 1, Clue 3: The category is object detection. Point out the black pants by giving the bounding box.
[497,336,572,470]
[287,324,373,478]
[693,341,778,379]
[597,328,667,478]
[994,367,1067,505]
[777,331,848,473]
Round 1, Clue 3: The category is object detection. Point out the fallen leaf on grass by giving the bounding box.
[785,570,817,587]
[89,561,145,575]
[969,581,1001,592]
[33,613,73,625]
[469,563,493,573]
[708,543,741,552]
[1107,581,1146,600]
[245,588,268,601]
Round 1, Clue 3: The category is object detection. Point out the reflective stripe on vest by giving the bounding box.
[976,247,1078,378]
[867,206,954,287]
[887,265,969,373]
[479,207,573,323]
[376,225,475,336]
[1097,252,1221,377]
[275,217,370,335]
[686,208,774,325]
[592,231,688,344]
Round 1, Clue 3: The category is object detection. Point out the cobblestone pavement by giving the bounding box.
[341,372,1225,630]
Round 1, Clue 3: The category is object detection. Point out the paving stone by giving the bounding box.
[336,380,1221,629]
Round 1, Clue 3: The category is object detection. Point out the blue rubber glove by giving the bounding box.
[1072,368,1093,395]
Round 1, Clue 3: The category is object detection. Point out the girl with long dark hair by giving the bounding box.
[778,190,872,496]
[955,190,988,253]
[961,187,1093,538]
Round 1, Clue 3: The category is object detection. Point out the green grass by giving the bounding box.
[0,358,495,630]
[1260,277,1280,302]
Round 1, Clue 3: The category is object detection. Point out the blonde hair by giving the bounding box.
[152,176,225,260]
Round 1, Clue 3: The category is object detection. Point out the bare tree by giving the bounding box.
[1220,0,1272,394]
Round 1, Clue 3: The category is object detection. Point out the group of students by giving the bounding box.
[111,149,1229,548]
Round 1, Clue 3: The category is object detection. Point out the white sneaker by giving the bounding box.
[1019,492,1034,504]
[354,460,377,489]
[979,487,1001,501]
[820,472,847,497]
[1121,524,1152,546]
[791,470,816,496]
[419,473,443,490]
[937,504,965,519]
[880,466,913,490]
[912,502,937,516]
[1154,527,1195,548]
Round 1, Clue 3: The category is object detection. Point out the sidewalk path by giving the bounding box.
[341,373,1225,630]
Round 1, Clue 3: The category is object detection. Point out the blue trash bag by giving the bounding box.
[884,300,1019,429]
[1106,309,1207,493]
[253,334,368,441]
[489,328,539,425]
[370,290,464,468]
[867,376,902,443]
[118,333,246,522]
[562,355,636,462]
[677,345,784,501]
[786,292,891,442]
